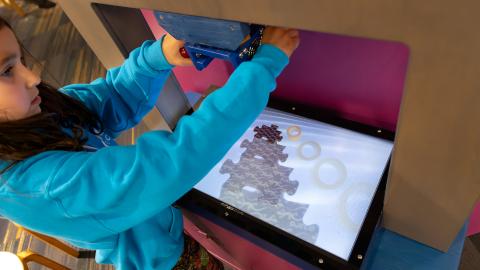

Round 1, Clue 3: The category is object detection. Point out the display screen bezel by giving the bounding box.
[178,97,394,270]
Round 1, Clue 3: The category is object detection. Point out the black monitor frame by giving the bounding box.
[178,97,394,270]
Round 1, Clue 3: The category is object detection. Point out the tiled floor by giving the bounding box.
[0,1,479,270]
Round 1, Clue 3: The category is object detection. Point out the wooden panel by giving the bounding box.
[56,0,480,251]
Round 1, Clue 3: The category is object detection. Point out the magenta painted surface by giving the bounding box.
[184,212,300,270]
[273,32,409,131]
[142,10,409,131]
[183,215,245,269]
[141,9,165,40]
[467,202,480,236]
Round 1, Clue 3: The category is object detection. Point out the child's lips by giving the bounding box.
[31,96,41,105]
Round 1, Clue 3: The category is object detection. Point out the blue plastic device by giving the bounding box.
[154,11,264,70]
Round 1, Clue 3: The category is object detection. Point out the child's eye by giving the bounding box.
[1,66,14,77]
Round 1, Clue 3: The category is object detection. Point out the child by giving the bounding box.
[0,16,299,269]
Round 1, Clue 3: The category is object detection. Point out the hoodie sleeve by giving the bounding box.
[42,44,289,233]
[60,36,173,137]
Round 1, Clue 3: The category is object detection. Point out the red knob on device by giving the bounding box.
[179,47,190,58]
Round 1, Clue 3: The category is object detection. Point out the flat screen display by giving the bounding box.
[194,108,393,260]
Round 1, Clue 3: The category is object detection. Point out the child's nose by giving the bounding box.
[20,64,41,88]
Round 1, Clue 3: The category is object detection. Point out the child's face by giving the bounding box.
[0,27,41,122]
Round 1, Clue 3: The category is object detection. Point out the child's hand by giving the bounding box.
[162,34,194,67]
[262,27,300,58]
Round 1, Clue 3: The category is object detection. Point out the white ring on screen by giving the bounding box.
[297,141,321,160]
[287,125,302,141]
[312,158,347,189]
[338,183,373,231]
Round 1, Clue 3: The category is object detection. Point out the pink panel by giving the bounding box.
[183,212,300,270]
[467,202,480,236]
[183,216,245,269]
[142,9,409,131]
[273,32,409,131]
[141,9,165,40]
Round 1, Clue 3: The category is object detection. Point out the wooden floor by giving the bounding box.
[0,218,113,270]
[0,2,479,270]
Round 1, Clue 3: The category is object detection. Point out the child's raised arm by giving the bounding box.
[5,28,299,236]
[60,35,189,137]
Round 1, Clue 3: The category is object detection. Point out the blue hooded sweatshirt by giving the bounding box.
[0,36,288,269]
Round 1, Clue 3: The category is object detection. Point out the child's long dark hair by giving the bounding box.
[0,17,104,172]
